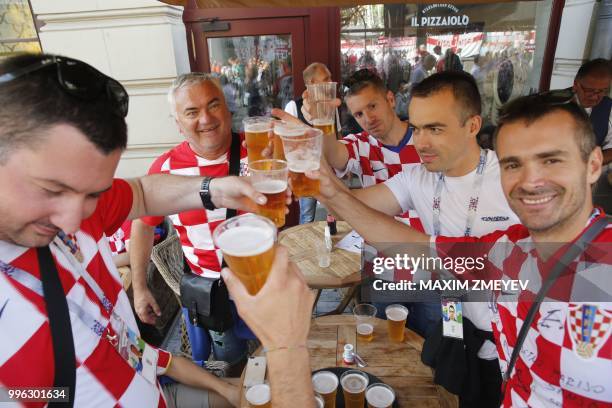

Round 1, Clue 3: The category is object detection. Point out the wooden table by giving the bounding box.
[240,315,457,407]
[278,221,362,314]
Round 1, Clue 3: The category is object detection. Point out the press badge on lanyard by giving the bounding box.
[434,150,487,341]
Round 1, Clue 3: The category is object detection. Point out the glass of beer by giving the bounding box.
[312,371,338,408]
[307,82,337,102]
[280,128,323,198]
[314,394,325,408]
[245,383,271,408]
[365,384,395,408]
[385,304,409,342]
[244,116,273,163]
[273,121,307,161]
[212,214,276,295]
[249,159,288,227]
[340,370,369,408]
[353,303,377,343]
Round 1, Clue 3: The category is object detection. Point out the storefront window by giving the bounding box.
[340,2,553,126]
[0,0,41,60]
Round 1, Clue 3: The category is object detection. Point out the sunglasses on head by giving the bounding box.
[0,55,129,118]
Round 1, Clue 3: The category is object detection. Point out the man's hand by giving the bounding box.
[270,108,304,126]
[221,246,315,348]
[133,286,161,325]
[304,160,350,203]
[300,90,342,125]
[209,176,292,214]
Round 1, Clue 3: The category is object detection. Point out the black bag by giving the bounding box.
[180,133,241,332]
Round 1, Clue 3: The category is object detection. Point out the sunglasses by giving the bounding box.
[0,56,128,118]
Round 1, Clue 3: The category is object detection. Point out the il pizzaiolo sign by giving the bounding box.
[410,4,470,27]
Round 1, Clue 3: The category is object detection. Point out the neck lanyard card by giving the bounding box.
[441,297,463,339]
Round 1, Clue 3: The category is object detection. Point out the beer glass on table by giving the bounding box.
[249,159,288,227]
[245,383,271,408]
[273,121,307,161]
[244,116,272,163]
[353,303,377,343]
[212,214,276,295]
[366,383,395,408]
[280,128,323,198]
[340,370,369,408]
[385,304,409,342]
[312,371,338,408]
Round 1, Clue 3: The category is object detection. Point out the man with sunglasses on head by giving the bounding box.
[310,93,611,407]
[0,53,286,407]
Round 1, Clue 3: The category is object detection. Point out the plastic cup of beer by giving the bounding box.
[244,116,273,163]
[365,383,395,408]
[385,304,409,342]
[353,303,377,343]
[273,121,307,161]
[314,394,325,408]
[312,371,338,408]
[249,159,288,227]
[280,128,323,198]
[306,81,337,101]
[212,214,276,295]
[245,383,271,408]
[340,369,369,408]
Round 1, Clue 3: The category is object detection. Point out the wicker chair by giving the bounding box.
[150,222,184,301]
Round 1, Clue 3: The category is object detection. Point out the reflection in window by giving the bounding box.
[0,0,41,60]
[340,2,552,126]
[208,35,293,133]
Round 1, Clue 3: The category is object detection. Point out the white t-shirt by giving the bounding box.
[385,149,520,360]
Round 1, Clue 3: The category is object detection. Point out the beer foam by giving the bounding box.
[341,373,368,393]
[366,386,395,407]
[288,160,319,173]
[357,323,373,335]
[216,226,274,256]
[253,179,287,194]
[245,122,271,132]
[386,307,408,321]
[246,384,270,405]
[312,371,338,394]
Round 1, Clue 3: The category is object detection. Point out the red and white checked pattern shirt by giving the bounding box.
[0,179,172,408]
[108,220,132,256]
[435,211,612,407]
[141,141,248,279]
[338,130,424,231]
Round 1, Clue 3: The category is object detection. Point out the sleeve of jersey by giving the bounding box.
[140,156,167,227]
[97,179,134,237]
[156,348,172,375]
[284,100,298,117]
[384,168,416,213]
[335,135,361,178]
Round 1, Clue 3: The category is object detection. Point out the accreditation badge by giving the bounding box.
[441,298,463,339]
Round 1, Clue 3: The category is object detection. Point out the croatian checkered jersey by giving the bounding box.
[434,212,612,407]
[141,141,248,279]
[0,179,172,407]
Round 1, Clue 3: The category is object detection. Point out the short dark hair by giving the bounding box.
[343,69,387,98]
[494,95,596,162]
[411,71,481,122]
[0,53,127,163]
[575,58,611,81]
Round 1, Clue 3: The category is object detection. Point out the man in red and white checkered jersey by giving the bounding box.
[315,95,611,406]
[0,54,279,407]
[130,73,250,367]
[292,68,424,230]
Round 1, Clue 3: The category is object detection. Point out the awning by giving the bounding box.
[160,0,529,8]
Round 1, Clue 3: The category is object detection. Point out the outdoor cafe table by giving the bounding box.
[239,315,458,407]
[279,221,362,314]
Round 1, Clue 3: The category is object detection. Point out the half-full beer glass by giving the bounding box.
[308,82,336,137]
[280,128,323,198]
[385,304,408,342]
[273,121,307,161]
[340,370,369,408]
[353,303,377,343]
[245,383,271,408]
[244,116,272,163]
[366,384,395,408]
[312,371,339,408]
[249,159,288,227]
[213,214,276,295]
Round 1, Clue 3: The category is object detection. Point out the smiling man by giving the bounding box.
[130,73,250,371]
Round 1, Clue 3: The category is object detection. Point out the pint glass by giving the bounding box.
[213,214,277,295]
[244,116,272,163]
[273,121,307,161]
[340,370,369,408]
[313,118,335,137]
[366,384,395,408]
[385,304,409,342]
[249,159,288,227]
[245,383,271,408]
[314,394,325,408]
[312,371,339,408]
[353,303,377,343]
[280,128,323,198]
